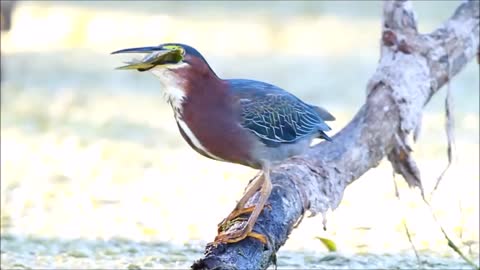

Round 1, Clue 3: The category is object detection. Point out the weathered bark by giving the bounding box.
[192,1,479,269]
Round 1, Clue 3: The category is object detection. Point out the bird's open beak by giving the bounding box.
[111,46,184,71]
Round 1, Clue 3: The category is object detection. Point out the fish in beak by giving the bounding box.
[111,45,185,71]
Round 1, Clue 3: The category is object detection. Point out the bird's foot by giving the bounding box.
[217,204,271,232]
[217,206,254,233]
[215,205,271,245]
[215,165,272,245]
[215,220,267,244]
[217,206,255,230]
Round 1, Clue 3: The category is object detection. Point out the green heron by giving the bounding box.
[112,43,334,244]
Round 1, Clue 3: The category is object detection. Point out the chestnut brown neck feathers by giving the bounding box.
[152,56,255,166]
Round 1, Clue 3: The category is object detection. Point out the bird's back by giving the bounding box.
[227,79,334,148]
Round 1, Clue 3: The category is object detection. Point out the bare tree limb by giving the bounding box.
[192,1,479,269]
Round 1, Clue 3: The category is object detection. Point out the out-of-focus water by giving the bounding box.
[1,233,477,269]
[1,1,479,269]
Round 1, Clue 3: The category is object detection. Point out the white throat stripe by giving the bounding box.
[175,116,225,161]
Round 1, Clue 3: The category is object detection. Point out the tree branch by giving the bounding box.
[192,1,479,269]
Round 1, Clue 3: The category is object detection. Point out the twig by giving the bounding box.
[402,220,422,270]
[421,197,480,270]
[432,39,456,195]
[393,176,422,269]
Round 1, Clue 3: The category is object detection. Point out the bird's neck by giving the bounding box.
[151,65,225,113]
[151,65,188,111]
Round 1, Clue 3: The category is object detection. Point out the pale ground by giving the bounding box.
[1,1,479,269]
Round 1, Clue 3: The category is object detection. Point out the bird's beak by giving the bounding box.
[111,46,184,71]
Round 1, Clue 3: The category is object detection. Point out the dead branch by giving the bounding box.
[192,1,479,269]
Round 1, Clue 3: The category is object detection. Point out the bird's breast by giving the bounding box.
[172,91,257,168]
[174,111,227,162]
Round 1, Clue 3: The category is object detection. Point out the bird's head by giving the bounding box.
[111,43,216,79]
[112,43,219,108]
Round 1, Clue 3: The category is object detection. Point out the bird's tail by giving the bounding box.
[313,106,335,121]
[319,130,333,142]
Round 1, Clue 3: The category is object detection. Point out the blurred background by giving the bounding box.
[0,1,478,269]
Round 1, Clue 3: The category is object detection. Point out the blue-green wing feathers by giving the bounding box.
[229,79,334,147]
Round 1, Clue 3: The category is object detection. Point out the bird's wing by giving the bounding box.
[230,79,332,147]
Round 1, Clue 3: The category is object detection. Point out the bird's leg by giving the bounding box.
[217,172,264,229]
[244,171,262,192]
[235,172,264,210]
[215,164,272,244]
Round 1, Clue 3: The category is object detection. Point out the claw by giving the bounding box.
[217,203,272,232]
[246,232,268,244]
[215,230,267,244]
[215,205,270,245]
[217,206,256,230]
[218,216,248,233]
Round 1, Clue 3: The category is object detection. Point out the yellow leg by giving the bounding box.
[215,164,272,244]
[217,173,264,228]
[235,173,265,210]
